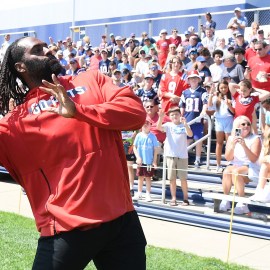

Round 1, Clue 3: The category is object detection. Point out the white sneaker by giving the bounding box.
[250,188,270,203]
[133,193,142,201]
[249,188,264,201]
[219,200,230,212]
[260,186,270,203]
[145,193,152,202]
[216,166,223,173]
[234,202,250,215]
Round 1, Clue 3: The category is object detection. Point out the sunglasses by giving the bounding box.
[241,122,251,127]
[116,51,122,54]
[70,62,76,64]
[145,105,154,108]
[150,67,158,70]
[95,50,100,53]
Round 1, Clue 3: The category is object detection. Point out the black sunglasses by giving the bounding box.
[241,122,251,126]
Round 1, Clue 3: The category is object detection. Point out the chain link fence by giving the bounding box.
[70,7,270,46]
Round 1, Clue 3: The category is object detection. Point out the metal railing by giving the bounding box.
[0,31,37,39]
[161,114,212,204]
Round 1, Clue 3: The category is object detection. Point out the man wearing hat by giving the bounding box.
[56,50,68,76]
[185,48,199,71]
[141,37,156,55]
[140,32,156,47]
[135,50,151,81]
[227,7,248,36]
[179,70,208,168]
[135,74,159,104]
[66,58,85,76]
[185,35,203,57]
[81,44,93,68]
[111,69,125,87]
[235,33,248,50]
[106,33,116,58]
[111,36,125,59]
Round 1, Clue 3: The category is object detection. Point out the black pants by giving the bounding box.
[32,211,146,270]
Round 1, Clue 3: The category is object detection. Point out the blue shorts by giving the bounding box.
[215,117,233,133]
[187,123,204,140]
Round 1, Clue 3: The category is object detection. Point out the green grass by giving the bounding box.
[0,211,253,270]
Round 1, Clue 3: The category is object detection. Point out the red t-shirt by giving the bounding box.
[248,54,270,91]
[169,36,182,47]
[146,113,170,143]
[233,91,260,122]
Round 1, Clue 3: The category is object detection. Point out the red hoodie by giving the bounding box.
[0,70,146,236]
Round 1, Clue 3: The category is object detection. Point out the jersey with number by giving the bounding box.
[159,72,188,112]
[179,86,208,123]
[99,59,110,74]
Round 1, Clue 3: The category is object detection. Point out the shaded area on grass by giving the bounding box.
[0,212,253,270]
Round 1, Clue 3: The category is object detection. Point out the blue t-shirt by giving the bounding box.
[133,132,159,165]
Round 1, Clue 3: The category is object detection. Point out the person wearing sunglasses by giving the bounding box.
[169,28,182,47]
[220,115,261,214]
[245,41,270,91]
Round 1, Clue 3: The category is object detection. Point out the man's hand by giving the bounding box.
[40,74,76,118]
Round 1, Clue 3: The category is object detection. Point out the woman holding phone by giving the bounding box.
[219,116,261,214]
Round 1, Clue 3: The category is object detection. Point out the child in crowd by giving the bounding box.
[122,130,138,197]
[135,75,159,104]
[229,79,270,133]
[250,128,270,202]
[157,107,193,206]
[208,80,234,172]
[133,120,159,202]
[179,70,208,168]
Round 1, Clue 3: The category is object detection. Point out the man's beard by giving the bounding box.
[24,55,63,84]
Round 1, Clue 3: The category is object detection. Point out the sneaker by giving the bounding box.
[216,166,223,173]
[145,193,152,202]
[130,189,134,197]
[133,193,142,201]
[194,160,200,168]
[234,202,250,215]
[219,200,230,212]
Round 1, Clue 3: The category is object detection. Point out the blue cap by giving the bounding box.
[196,56,206,62]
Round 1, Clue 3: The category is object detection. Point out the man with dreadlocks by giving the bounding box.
[0,37,147,270]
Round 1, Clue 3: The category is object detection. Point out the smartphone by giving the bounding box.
[235,128,241,137]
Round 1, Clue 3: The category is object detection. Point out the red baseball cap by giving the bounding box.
[187,70,201,79]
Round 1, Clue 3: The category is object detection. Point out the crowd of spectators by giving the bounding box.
[1,7,270,209]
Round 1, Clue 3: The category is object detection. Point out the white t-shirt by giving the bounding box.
[162,122,188,158]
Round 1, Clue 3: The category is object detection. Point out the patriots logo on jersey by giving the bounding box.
[239,96,253,105]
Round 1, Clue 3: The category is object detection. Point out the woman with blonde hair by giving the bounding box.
[219,115,261,214]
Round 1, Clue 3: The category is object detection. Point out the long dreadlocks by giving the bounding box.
[0,37,28,115]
